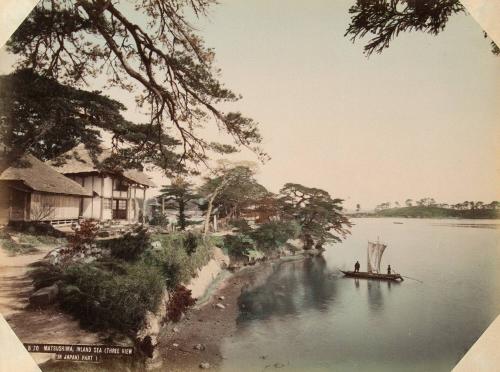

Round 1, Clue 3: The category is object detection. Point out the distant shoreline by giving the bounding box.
[347,206,499,220]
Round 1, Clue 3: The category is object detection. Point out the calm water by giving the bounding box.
[220,218,500,372]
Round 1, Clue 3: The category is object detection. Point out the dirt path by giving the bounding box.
[0,244,100,366]
[0,246,49,316]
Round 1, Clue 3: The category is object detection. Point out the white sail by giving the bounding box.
[367,241,386,273]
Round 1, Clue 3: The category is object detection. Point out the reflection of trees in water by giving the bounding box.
[236,257,338,324]
[302,256,337,311]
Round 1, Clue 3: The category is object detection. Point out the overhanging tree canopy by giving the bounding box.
[0,69,181,172]
[5,0,265,170]
[345,0,499,56]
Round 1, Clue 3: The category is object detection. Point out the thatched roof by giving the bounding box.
[0,154,92,196]
[49,144,103,174]
[49,144,155,187]
[123,170,156,187]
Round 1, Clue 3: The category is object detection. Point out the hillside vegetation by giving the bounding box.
[373,206,499,219]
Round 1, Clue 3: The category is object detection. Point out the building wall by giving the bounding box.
[70,175,117,220]
[30,192,80,221]
[0,173,148,224]
[0,184,10,224]
[67,174,147,222]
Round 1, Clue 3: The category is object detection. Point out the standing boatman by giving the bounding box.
[354,261,360,272]
[387,265,392,274]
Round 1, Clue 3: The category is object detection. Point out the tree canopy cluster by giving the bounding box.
[1,0,265,173]
[345,0,499,57]
[155,163,351,248]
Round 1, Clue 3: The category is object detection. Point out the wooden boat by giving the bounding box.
[341,238,404,282]
[340,270,403,281]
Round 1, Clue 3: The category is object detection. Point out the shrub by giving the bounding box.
[250,220,301,252]
[100,226,150,261]
[210,234,224,249]
[145,245,189,289]
[29,261,64,290]
[229,219,252,234]
[58,260,164,332]
[145,232,213,289]
[148,211,168,226]
[223,233,255,258]
[184,231,198,256]
[167,285,196,322]
[68,220,99,251]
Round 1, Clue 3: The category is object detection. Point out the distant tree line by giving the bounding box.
[374,199,499,212]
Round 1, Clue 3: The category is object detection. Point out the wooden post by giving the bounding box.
[127,183,133,221]
[110,177,114,220]
[100,176,104,220]
[142,187,146,224]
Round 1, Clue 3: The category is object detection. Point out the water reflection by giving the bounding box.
[366,280,383,312]
[237,257,337,323]
[221,219,500,372]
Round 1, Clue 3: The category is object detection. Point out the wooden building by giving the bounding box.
[48,145,155,223]
[0,154,92,225]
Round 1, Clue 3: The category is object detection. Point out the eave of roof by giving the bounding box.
[49,144,155,187]
[0,154,92,197]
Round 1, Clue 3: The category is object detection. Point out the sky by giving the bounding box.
[1,0,499,210]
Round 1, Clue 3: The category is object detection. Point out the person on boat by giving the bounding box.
[387,265,392,274]
[354,261,360,272]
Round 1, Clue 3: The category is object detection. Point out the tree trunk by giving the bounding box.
[203,178,230,236]
[203,193,217,236]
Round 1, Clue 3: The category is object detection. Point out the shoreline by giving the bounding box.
[0,233,320,371]
[154,252,313,371]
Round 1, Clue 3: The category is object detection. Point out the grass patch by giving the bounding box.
[0,238,39,255]
[0,228,63,255]
[18,233,64,246]
[145,232,213,289]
